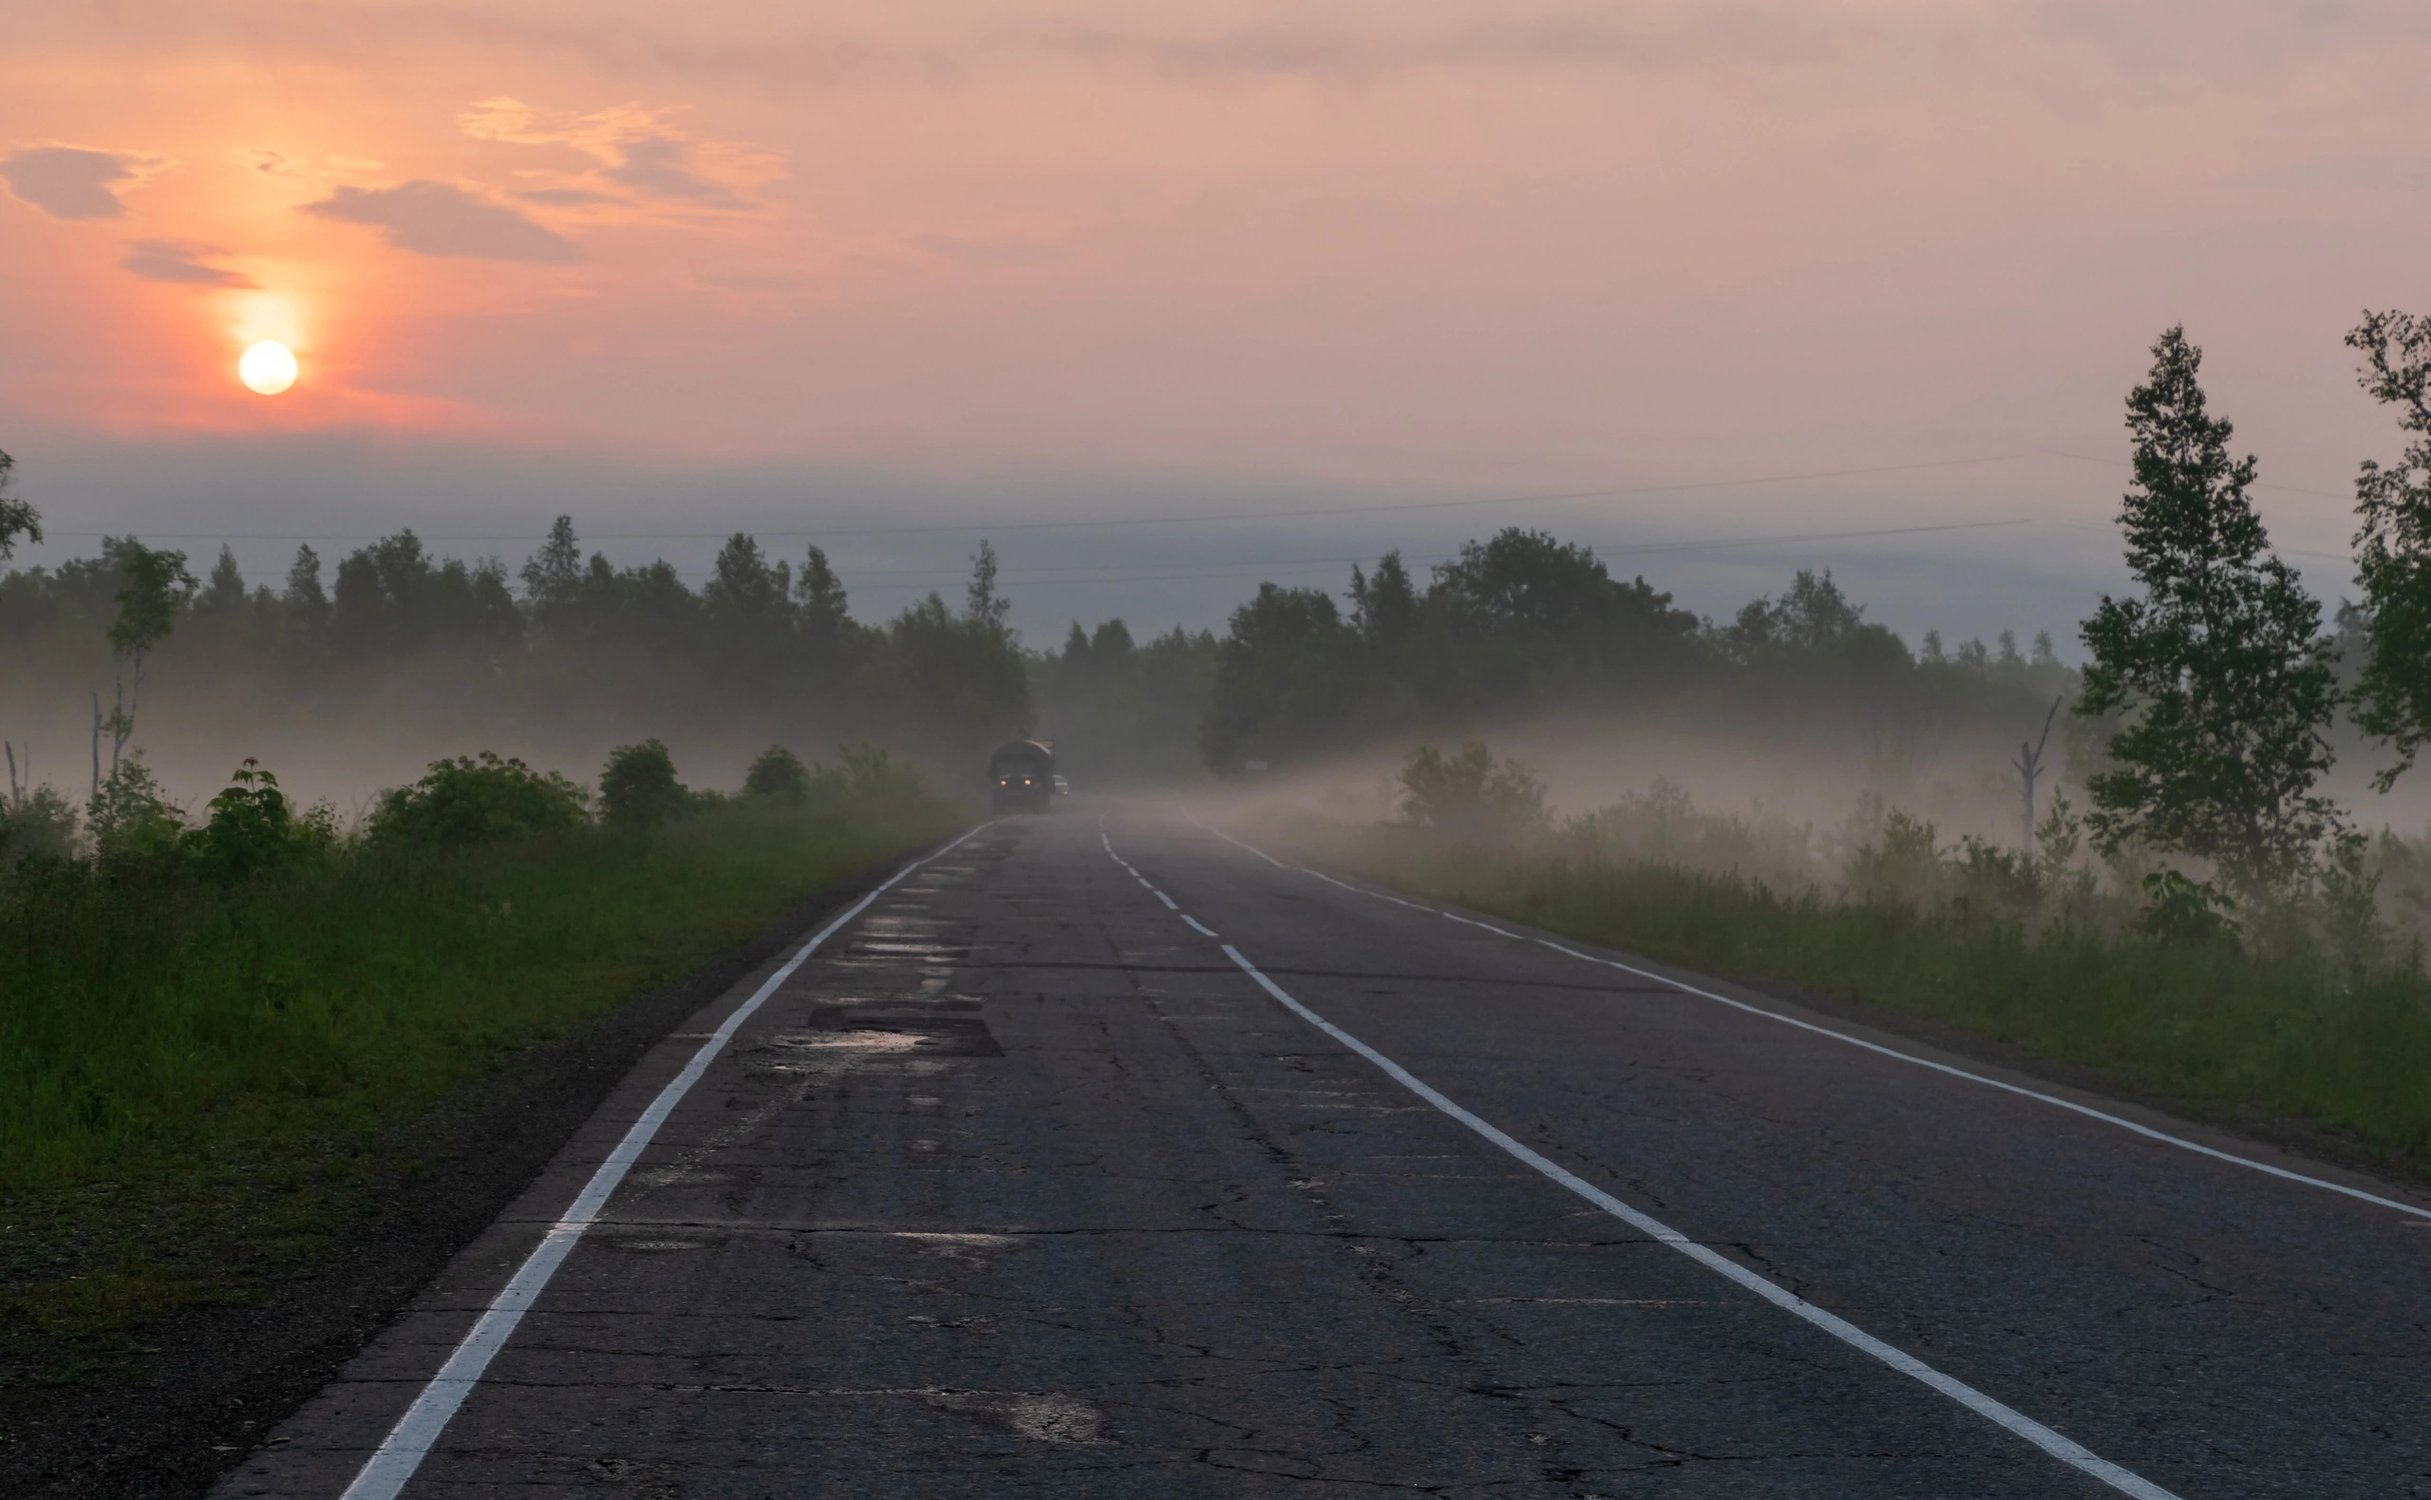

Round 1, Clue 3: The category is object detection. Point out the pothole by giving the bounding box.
[923,1389,1108,1445]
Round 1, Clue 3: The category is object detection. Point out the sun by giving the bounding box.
[238,340,298,396]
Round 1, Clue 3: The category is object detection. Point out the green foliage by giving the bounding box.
[0,789,959,1358]
[0,784,77,866]
[1562,779,1816,889]
[2345,310,2431,790]
[1847,809,1943,906]
[599,738,689,830]
[1322,817,2431,1169]
[2133,869,2241,947]
[804,745,929,818]
[367,752,589,849]
[103,540,197,661]
[0,447,40,561]
[2077,327,2342,898]
[1397,742,1547,842]
[180,760,336,882]
[743,744,812,802]
[84,759,184,868]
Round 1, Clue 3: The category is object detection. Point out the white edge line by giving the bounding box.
[1131,824,2175,1497]
[1199,822,2431,1224]
[340,822,996,1500]
[1210,937,2182,1500]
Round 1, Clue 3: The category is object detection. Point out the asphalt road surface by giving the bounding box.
[218,800,2431,1498]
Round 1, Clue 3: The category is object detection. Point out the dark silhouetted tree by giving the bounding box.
[93,539,198,792]
[2077,327,2340,897]
[0,449,38,562]
[522,515,584,615]
[2345,309,2431,789]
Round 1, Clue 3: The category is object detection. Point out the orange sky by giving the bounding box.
[4,2,2429,635]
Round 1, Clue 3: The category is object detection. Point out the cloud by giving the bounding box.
[120,238,258,287]
[302,180,578,262]
[460,97,766,208]
[603,136,738,205]
[1,145,160,220]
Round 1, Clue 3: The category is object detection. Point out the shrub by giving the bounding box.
[1847,809,1942,906]
[85,758,184,869]
[743,745,811,803]
[0,784,77,867]
[368,752,589,849]
[179,760,339,883]
[600,739,689,830]
[1397,742,1547,843]
[1564,779,1816,887]
[2135,869,2241,946]
[1950,836,2043,918]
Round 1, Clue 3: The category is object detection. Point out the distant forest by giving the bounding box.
[0,512,2088,795]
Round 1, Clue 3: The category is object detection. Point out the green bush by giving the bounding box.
[0,784,78,867]
[181,760,337,883]
[743,745,811,803]
[600,739,690,830]
[368,752,589,849]
[804,745,929,818]
[1397,742,1547,842]
[85,759,185,869]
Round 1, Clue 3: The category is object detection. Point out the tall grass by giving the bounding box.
[1316,821,2431,1169]
[0,801,955,1200]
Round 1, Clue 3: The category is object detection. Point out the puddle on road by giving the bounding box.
[778,1029,928,1054]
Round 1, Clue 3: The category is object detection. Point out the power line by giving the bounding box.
[2043,516,2356,565]
[2036,448,2353,502]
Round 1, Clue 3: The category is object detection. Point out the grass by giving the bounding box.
[0,799,961,1364]
[1311,822,2431,1173]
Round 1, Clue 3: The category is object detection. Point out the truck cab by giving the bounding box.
[988,739,1056,813]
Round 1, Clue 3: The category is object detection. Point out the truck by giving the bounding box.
[987,739,1056,813]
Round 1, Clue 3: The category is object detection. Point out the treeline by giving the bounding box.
[0,506,2076,808]
[0,522,1036,787]
[1378,316,2431,932]
[8,309,2422,838]
[1189,535,2071,773]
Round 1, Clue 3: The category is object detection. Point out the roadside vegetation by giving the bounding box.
[1288,316,2431,1172]
[0,738,957,1367]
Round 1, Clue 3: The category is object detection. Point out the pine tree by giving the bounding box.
[795,544,850,635]
[2345,310,2431,789]
[520,515,583,613]
[2077,327,2341,897]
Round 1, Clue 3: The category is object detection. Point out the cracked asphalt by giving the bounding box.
[215,802,2431,1497]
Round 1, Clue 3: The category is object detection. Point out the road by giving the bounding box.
[218,800,2431,1498]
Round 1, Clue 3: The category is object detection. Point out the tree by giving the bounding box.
[0,449,39,561]
[521,515,584,614]
[2344,309,2431,789]
[1348,550,1420,651]
[965,539,1010,633]
[795,544,850,637]
[283,545,331,633]
[93,539,197,793]
[703,532,791,633]
[196,546,247,617]
[2076,327,2341,897]
[599,739,690,829]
